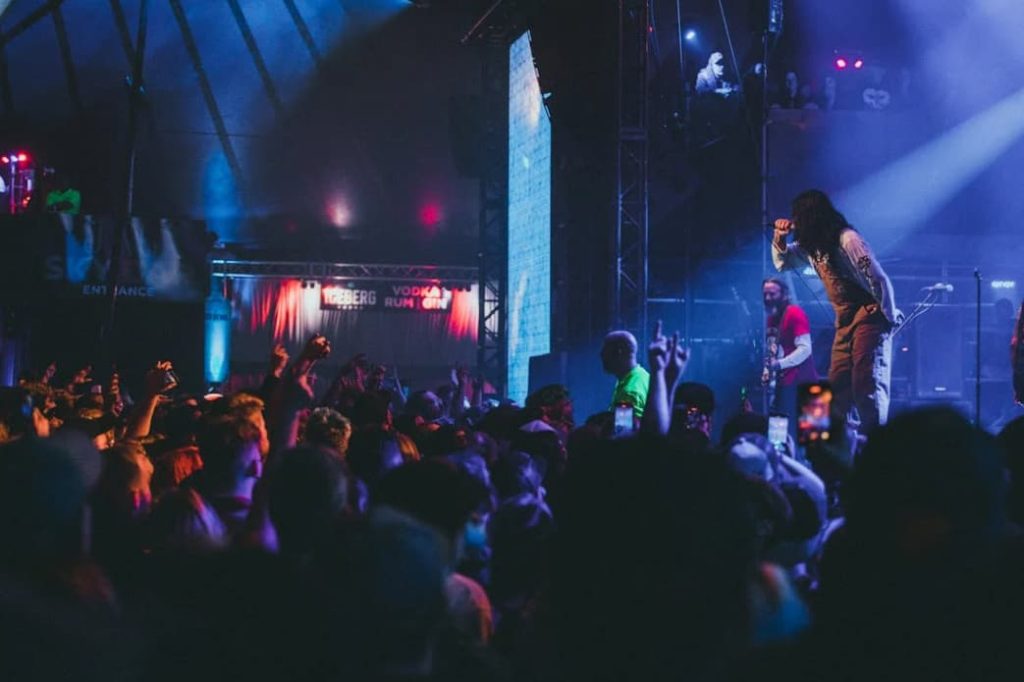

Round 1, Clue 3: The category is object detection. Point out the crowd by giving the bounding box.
[1,324,1023,681]
[766,66,917,112]
[693,53,918,113]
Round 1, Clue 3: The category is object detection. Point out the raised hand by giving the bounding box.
[648,320,671,373]
[143,360,177,398]
[42,362,57,385]
[773,218,793,246]
[300,334,331,361]
[108,369,124,415]
[269,343,290,377]
[665,333,689,389]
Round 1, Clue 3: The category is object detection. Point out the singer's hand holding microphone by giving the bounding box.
[773,218,793,245]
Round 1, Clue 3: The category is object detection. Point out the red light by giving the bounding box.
[1,157,7,164]
[16,153,27,162]
[853,59,864,69]
[835,58,848,70]
[418,202,442,228]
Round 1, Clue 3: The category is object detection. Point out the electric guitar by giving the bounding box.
[762,326,780,411]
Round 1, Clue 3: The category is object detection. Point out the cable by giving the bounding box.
[789,267,833,323]
[714,0,742,95]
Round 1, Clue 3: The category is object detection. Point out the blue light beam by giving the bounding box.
[837,84,1024,254]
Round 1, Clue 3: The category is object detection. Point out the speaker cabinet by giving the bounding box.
[914,304,963,399]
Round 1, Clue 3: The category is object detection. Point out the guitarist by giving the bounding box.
[762,278,818,416]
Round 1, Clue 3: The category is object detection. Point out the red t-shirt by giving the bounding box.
[768,305,818,386]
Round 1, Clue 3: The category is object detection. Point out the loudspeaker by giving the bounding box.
[891,399,972,420]
[914,304,963,398]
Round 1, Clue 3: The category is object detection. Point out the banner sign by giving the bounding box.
[0,213,209,302]
[321,281,454,313]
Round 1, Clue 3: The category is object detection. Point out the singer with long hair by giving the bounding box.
[773,190,900,434]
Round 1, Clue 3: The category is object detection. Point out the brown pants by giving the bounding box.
[829,308,892,435]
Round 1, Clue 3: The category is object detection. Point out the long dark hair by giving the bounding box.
[791,189,852,258]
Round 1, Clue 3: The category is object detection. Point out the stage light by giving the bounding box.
[328,197,353,228]
[853,58,864,69]
[1,157,7,164]
[835,58,848,69]
[418,202,442,228]
[685,30,697,42]
[17,153,27,162]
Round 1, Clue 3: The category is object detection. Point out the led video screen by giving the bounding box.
[506,32,552,404]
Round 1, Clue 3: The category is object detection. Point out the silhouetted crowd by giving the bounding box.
[1,328,1023,681]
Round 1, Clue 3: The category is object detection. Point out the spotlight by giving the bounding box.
[853,58,864,69]
[685,30,697,42]
[0,157,7,164]
[835,57,848,70]
[17,153,27,162]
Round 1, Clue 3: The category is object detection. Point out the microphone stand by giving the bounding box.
[974,269,982,426]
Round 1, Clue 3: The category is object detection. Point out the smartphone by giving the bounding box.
[797,381,832,445]
[614,404,635,437]
[768,415,789,448]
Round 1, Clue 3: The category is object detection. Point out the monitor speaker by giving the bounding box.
[914,305,963,398]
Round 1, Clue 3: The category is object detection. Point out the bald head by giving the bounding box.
[601,331,639,378]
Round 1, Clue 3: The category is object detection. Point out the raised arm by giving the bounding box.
[642,321,688,436]
[269,335,330,454]
[125,361,176,440]
[771,219,811,272]
[258,343,289,401]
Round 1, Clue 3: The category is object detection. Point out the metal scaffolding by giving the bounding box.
[476,38,510,397]
[613,0,650,336]
[210,259,477,285]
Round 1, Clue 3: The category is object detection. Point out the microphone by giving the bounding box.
[921,283,954,293]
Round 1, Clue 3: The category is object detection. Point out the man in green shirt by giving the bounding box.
[46,186,81,215]
[601,330,649,419]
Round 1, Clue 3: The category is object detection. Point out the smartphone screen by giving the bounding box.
[614,404,635,437]
[768,415,789,447]
[797,381,832,445]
